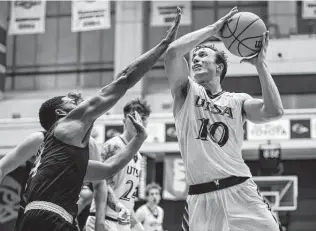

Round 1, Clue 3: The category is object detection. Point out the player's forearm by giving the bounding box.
[94,181,107,223]
[0,152,30,177]
[77,194,92,214]
[86,134,146,181]
[98,39,171,96]
[103,133,146,178]
[106,185,122,212]
[166,24,218,57]
[0,132,43,177]
[256,62,284,119]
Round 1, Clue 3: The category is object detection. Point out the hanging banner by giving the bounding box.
[151,1,191,26]
[302,0,316,19]
[163,153,188,200]
[71,0,111,32]
[9,0,46,35]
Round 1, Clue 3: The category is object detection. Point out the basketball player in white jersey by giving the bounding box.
[164,7,284,231]
[135,183,164,231]
[86,100,151,231]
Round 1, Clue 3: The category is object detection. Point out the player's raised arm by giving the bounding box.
[164,7,238,98]
[55,14,181,142]
[0,132,44,182]
[239,31,284,124]
[84,112,147,181]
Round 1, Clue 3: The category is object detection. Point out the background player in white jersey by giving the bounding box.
[135,183,164,231]
[164,7,284,231]
[86,100,151,231]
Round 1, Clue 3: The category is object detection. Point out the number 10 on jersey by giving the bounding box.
[196,118,229,147]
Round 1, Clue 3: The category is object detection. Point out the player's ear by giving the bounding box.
[55,109,67,117]
[216,63,224,73]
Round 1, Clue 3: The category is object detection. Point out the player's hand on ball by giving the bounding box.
[165,6,182,43]
[240,31,269,66]
[214,6,238,39]
[127,111,148,140]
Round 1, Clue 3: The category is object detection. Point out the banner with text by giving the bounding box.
[9,0,46,35]
[247,120,290,141]
[163,153,188,200]
[151,1,191,26]
[71,0,111,32]
[302,0,316,19]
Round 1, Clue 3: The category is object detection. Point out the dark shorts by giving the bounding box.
[14,209,78,231]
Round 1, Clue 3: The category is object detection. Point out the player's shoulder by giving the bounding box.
[222,92,252,104]
[157,206,164,213]
[137,152,143,160]
[26,131,45,144]
[137,204,147,211]
[231,92,252,101]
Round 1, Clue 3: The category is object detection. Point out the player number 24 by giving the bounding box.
[120,180,137,201]
[196,118,229,147]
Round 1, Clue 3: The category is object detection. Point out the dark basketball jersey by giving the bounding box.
[23,124,90,217]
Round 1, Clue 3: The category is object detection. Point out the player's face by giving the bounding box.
[147,188,161,205]
[192,48,217,83]
[125,110,148,135]
[60,91,84,113]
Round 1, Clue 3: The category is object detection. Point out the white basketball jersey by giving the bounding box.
[175,77,252,185]
[135,205,164,231]
[90,136,142,219]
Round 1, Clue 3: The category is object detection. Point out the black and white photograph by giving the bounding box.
[0,1,315,231]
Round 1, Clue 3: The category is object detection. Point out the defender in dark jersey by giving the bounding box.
[0,11,181,231]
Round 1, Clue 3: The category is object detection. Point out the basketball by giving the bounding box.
[220,12,267,57]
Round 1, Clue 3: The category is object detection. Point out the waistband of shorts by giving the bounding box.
[188,176,250,195]
[25,201,73,224]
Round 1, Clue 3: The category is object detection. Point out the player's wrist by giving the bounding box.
[255,61,267,69]
[135,132,148,141]
[207,24,220,35]
[95,218,105,225]
[162,37,173,45]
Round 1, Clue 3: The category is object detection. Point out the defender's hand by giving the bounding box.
[213,6,238,39]
[127,111,148,140]
[165,6,182,43]
[117,206,131,225]
[240,31,269,66]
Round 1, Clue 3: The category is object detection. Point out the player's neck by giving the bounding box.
[200,80,222,95]
[121,130,133,143]
[147,202,157,210]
